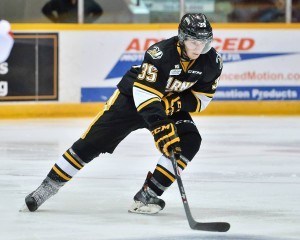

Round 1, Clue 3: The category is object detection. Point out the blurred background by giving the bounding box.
[0,0,299,23]
[0,0,299,117]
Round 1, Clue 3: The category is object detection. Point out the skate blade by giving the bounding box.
[19,204,29,212]
[128,201,162,215]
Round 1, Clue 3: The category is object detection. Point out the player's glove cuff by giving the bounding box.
[161,93,182,116]
[150,119,181,157]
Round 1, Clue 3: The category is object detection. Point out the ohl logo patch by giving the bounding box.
[105,38,162,80]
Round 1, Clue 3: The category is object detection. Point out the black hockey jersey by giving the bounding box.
[117,36,223,126]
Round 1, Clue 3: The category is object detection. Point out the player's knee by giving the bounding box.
[180,132,201,161]
[71,138,101,163]
[175,121,201,160]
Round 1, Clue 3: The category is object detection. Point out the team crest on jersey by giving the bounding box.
[147,46,163,59]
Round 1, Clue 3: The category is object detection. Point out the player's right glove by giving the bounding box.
[150,119,181,157]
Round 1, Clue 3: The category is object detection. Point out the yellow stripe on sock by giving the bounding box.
[52,165,71,181]
[64,152,83,169]
[156,166,175,182]
[177,160,187,169]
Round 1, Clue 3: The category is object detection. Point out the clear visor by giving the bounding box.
[184,38,208,50]
[185,36,212,43]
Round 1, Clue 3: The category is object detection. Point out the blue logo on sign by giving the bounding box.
[105,52,295,80]
[105,53,144,80]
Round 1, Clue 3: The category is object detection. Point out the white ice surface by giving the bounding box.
[0,116,299,240]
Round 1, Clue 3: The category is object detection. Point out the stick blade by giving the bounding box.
[191,222,230,232]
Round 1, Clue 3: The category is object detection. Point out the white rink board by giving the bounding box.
[60,29,300,102]
[60,30,300,85]
[12,27,300,102]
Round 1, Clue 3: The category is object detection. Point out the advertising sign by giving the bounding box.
[213,31,300,101]
[74,29,300,102]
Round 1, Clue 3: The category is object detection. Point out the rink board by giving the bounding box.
[1,23,300,117]
[0,101,299,118]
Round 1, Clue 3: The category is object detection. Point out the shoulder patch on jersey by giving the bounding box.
[147,46,163,59]
[216,52,223,70]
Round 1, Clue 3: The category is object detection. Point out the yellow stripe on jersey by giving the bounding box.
[134,82,164,99]
[162,96,170,110]
[180,59,196,72]
[52,165,71,181]
[104,90,120,111]
[192,90,214,98]
[64,151,83,169]
[177,159,187,169]
[81,110,104,139]
[81,90,120,139]
[193,92,201,112]
[137,97,160,112]
[156,166,175,182]
[180,61,189,72]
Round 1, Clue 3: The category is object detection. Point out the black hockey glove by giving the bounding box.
[150,119,181,157]
[162,93,182,116]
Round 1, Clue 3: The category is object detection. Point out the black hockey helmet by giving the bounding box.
[178,13,213,54]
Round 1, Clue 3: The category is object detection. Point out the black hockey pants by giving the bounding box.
[71,90,202,163]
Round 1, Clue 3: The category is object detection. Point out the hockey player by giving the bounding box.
[24,13,223,214]
[0,20,14,63]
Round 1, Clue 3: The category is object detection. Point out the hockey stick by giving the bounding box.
[169,152,230,232]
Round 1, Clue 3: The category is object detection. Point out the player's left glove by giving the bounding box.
[162,93,182,116]
[150,119,181,157]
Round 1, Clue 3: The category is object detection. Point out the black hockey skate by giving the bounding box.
[129,172,165,214]
[24,177,62,212]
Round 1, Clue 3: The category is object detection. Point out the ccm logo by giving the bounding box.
[152,124,171,134]
[213,38,255,51]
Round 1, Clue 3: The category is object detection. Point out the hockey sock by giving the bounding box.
[147,155,188,196]
[47,148,86,184]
